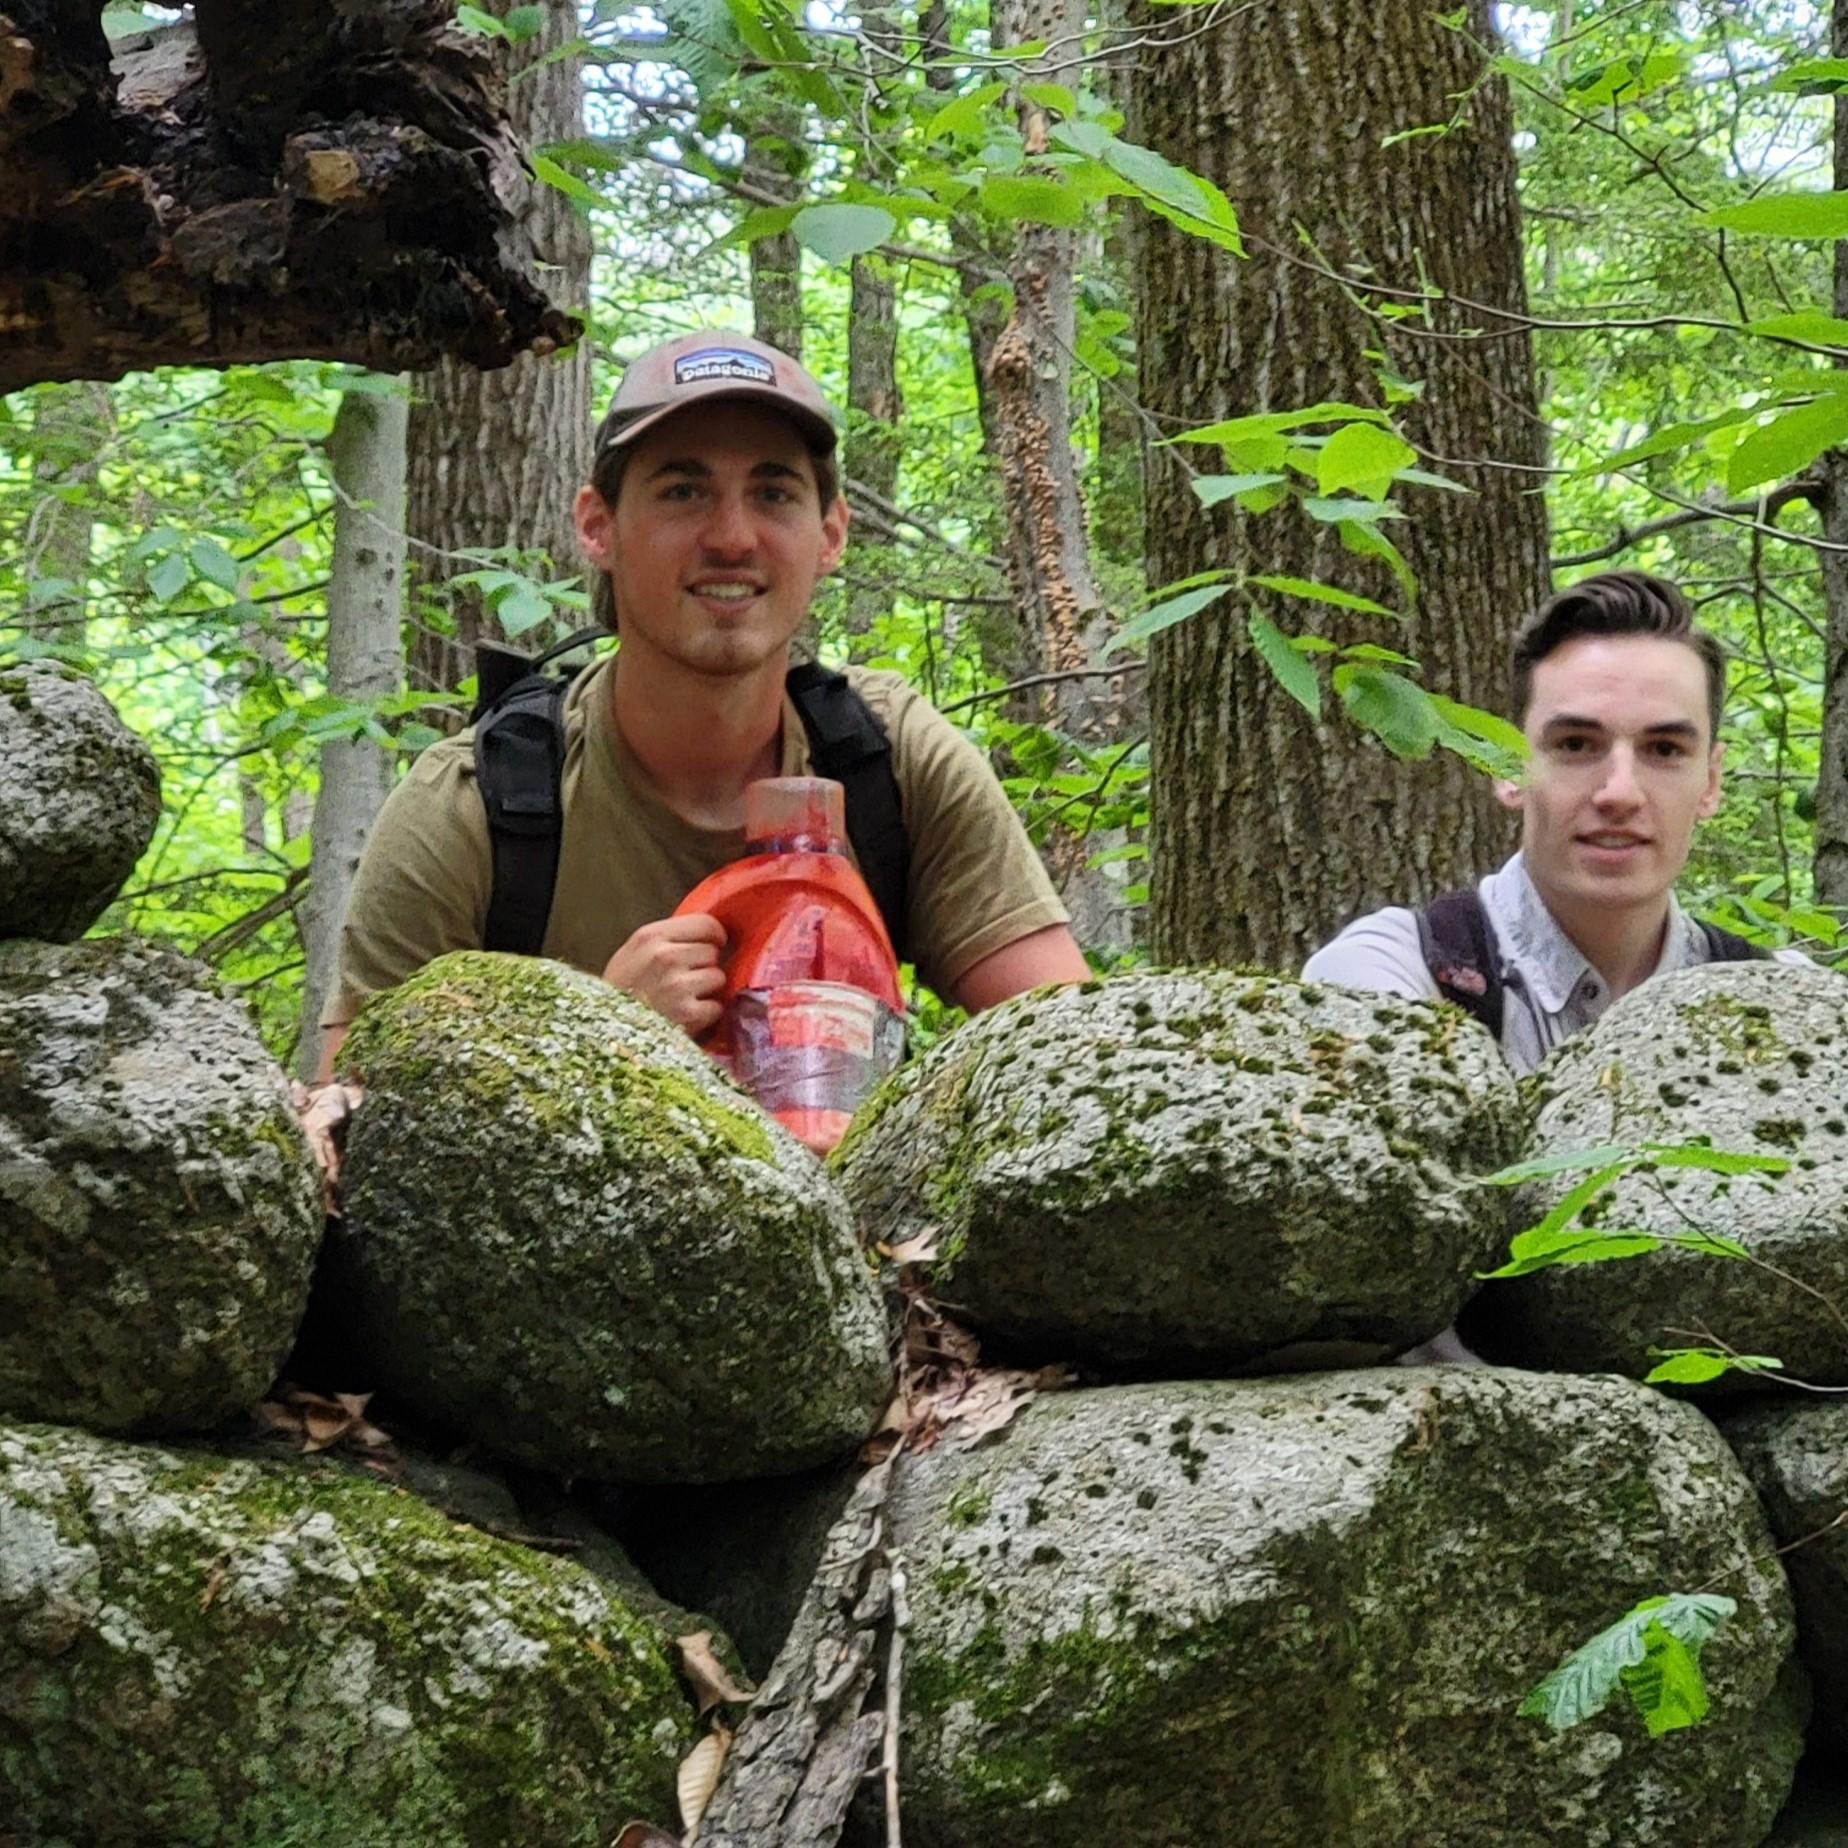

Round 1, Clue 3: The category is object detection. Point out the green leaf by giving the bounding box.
[980,174,1083,229]
[454,4,506,35]
[1021,82,1077,115]
[1520,1594,1735,1736]
[1706,192,1848,239]
[1337,518,1416,606]
[1644,1348,1784,1385]
[1768,57,1848,95]
[496,581,555,637]
[1191,473,1287,507]
[1726,394,1848,493]
[1316,422,1418,499]
[1429,695,1528,763]
[1303,496,1405,524]
[1248,613,1321,720]
[1481,1228,1662,1280]
[1103,582,1235,656]
[1487,1145,1633,1185]
[1336,666,1438,760]
[925,80,1008,143]
[1102,137,1241,246]
[791,203,897,264]
[1168,403,1389,447]
[1745,311,1848,347]
[1642,1142,1790,1176]
[147,550,191,604]
[1569,51,1681,107]
[502,3,547,39]
[1249,574,1400,620]
[703,202,804,256]
[530,155,603,210]
[1580,410,1756,476]
[188,539,242,593]
[1339,642,1419,668]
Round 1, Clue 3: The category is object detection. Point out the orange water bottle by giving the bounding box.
[673,777,905,1153]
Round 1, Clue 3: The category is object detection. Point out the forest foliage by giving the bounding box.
[4,0,1848,1063]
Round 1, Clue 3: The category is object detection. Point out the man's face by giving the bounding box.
[574,401,847,679]
[1496,633,1722,922]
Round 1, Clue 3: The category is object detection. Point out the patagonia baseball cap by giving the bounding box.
[593,331,838,462]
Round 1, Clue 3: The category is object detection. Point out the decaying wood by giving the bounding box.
[690,1457,900,1848]
[0,0,578,392]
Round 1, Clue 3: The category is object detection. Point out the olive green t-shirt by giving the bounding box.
[323,659,1069,1028]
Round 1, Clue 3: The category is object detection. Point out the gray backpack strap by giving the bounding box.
[1416,888,1505,1039]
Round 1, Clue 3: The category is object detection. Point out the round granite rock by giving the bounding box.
[336,952,892,1483]
[0,662,160,941]
[873,1369,1802,1848]
[1729,1400,1848,1757]
[1470,962,1848,1385]
[0,936,321,1432]
[833,970,1522,1371]
[0,1419,693,1846]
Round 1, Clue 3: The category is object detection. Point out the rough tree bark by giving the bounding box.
[844,252,903,636]
[1816,0,1848,909]
[1132,0,1550,971]
[745,123,806,362]
[405,0,592,701]
[20,380,111,652]
[298,387,409,1078]
[0,1,577,393]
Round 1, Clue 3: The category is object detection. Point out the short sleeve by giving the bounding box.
[321,741,492,1028]
[870,676,1070,996]
[1300,906,1438,1000]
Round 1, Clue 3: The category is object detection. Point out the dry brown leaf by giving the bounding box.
[676,1726,730,1837]
[198,1561,227,1612]
[876,1232,940,1265]
[675,1631,756,1718]
[584,1635,613,1665]
[256,1387,396,1460]
[610,1825,681,1848]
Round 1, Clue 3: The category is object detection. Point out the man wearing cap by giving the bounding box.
[315,332,1088,1076]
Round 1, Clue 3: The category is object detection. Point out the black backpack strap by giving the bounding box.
[785,662,911,962]
[1699,920,1771,963]
[1416,887,1505,1039]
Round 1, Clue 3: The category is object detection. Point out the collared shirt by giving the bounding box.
[1301,852,1808,1075]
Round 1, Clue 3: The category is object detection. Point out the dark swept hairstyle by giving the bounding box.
[1510,569,1726,741]
[585,429,841,634]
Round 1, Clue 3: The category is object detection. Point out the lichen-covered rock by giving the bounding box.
[0,1420,693,1847]
[875,1370,1801,1848]
[336,952,891,1483]
[1766,1776,1848,1846]
[0,936,321,1432]
[1729,1402,1848,1756]
[1470,963,1848,1385]
[833,970,1522,1370]
[0,662,161,941]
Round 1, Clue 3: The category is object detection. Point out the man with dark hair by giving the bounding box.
[317,330,1088,1077]
[1304,568,1802,1076]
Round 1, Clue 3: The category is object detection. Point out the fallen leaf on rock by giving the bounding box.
[676,1631,756,1717]
[610,1825,681,1848]
[255,1386,395,1458]
[876,1232,940,1265]
[677,1725,730,1837]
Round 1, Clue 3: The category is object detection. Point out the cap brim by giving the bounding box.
[597,383,837,460]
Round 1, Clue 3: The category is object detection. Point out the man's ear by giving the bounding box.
[574,483,615,571]
[818,492,849,573]
[1698,740,1724,819]
[1493,776,1524,814]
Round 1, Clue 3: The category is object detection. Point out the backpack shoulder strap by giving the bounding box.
[474,671,571,957]
[785,662,911,962]
[1416,887,1506,1039]
[1699,920,1771,964]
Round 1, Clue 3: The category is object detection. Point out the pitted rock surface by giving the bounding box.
[0,936,320,1432]
[872,1370,1800,1848]
[0,663,160,941]
[335,952,891,1483]
[1729,1401,1848,1756]
[1469,962,1848,1384]
[833,970,1521,1370]
[0,1420,692,1846]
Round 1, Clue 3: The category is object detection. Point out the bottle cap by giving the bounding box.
[744,777,846,852]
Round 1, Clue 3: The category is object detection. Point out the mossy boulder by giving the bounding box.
[873,1370,1801,1848]
[1729,1402,1848,1757]
[0,662,161,941]
[1766,1775,1848,1846]
[1468,963,1848,1386]
[335,952,892,1483]
[0,1419,693,1846]
[833,970,1521,1370]
[0,936,321,1433]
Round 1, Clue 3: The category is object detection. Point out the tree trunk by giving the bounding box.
[298,387,409,1077]
[745,125,806,361]
[1816,0,1848,910]
[1133,0,1549,971]
[406,0,592,703]
[844,253,903,635]
[22,380,111,652]
[0,3,576,392]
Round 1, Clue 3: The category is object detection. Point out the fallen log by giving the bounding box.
[0,2,578,391]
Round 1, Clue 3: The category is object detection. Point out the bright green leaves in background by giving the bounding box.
[1522,1594,1738,1739]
